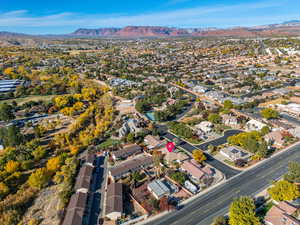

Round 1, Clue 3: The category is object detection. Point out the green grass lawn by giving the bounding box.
[0,95,59,105]
[224,159,235,167]
[98,138,121,149]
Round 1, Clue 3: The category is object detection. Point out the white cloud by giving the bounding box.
[0,0,296,33]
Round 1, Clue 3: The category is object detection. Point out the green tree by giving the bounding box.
[229,196,260,225]
[284,161,300,183]
[28,168,51,189]
[260,126,270,136]
[256,141,268,158]
[169,171,186,185]
[0,103,15,122]
[126,133,135,143]
[208,113,221,124]
[212,216,228,225]
[0,125,23,147]
[224,100,234,109]
[32,146,46,160]
[260,108,279,120]
[268,180,300,201]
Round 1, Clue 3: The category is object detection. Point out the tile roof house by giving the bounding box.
[181,160,207,181]
[112,144,142,160]
[105,183,123,220]
[265,201,300,225]
[265,130,285,147]
[109,154,153,181]
[62,192,88,225]
[160,147,189,164]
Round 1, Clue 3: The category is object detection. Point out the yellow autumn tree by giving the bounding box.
[81,87,97,101]
[69,145,79,155]
[46,157,61,172]
[5,160,20,173]
[192,150,207,164]
[28,168,51,189]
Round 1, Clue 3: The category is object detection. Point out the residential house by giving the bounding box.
[74,164,94,193]
[277,103,300,117]
[265,201,300,225]
[109,154,153,181]
[222,114,239,127]
[181,160,207,182]
[144,135,163,149]
[62,192,88,225]
[246,119,267,131]
[264,130,285,147]
[193,85,209,93]
[220,146,249,161]
[147,180,171,200]
[195,121,213,133]
[112,144,142,160]
[119,118,142,137]
[105,183,123,220]
[289,127,300,138]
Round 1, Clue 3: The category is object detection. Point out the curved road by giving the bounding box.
[145,142,300,225]
[195,130,243,150]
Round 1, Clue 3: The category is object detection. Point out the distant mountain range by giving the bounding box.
[71,21,300,38]
[1,20,300,39]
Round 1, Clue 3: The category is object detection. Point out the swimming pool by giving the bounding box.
[145,111,156,121]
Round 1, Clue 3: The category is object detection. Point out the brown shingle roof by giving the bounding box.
[109,154,153,179]
[106,183,123,215]
[74,165,93,191]
[112,144,142,159]
[62,192,88,225]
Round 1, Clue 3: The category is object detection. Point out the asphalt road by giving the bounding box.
[163,131,241,178]
[281,113,300,127]
[195,130,243,150]
[145,142,300,225]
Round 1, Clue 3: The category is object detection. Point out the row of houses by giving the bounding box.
[62,153,95,225]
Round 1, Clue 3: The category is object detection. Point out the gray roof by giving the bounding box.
[148,180,170,198]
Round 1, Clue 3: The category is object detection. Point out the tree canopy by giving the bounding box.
[0,103,15,122]
[268,180,300,201]
[229,196,260,225]
[284,161,300,183]
[260,108,279,120]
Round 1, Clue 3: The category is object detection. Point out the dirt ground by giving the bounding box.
[21,185,62,225]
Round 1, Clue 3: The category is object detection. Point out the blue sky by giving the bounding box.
[0,0,299,34]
